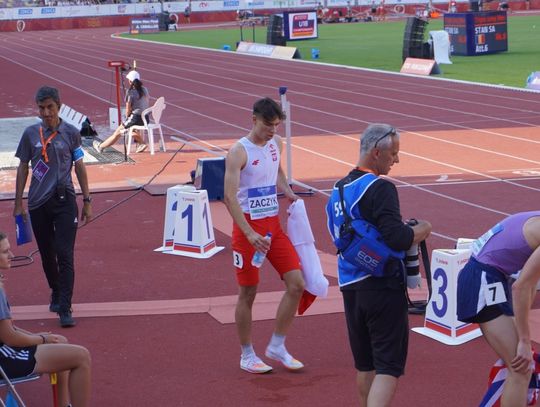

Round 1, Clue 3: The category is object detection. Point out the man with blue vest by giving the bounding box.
[326,123,431,407]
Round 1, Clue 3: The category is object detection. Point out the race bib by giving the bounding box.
[484,281,507,306]
[233,250,243,269]
[472,223,503,256]
[247,185,278,220]
[32,159,50,182]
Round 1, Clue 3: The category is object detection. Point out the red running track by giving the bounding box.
[0,26,539,406]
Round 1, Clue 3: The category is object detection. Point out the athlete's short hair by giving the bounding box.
[253,97,286,122]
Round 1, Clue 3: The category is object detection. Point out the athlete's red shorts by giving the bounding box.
[232,214,300,286]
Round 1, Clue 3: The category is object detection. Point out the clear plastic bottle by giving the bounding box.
[251,232,272,267]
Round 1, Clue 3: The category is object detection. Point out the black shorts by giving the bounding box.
[342,278,408,377]
[123,114,149,129]
[0,344,38,378]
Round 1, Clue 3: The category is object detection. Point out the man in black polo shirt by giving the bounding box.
[327,123,431,406]
[13,86,92,328]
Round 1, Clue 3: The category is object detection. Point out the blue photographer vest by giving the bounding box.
[326,172,405,287]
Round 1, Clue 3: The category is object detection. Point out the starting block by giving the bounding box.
[194,157,225,201]
[155,185,224,259]
[412,248,482,345]
[455,237,475,250]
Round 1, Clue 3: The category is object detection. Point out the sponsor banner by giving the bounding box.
[129,17,160,34]
[400,58,439,76]
[17,8,34,17]
[40,7,56,15]
[0,8,15,20]
[223,0,240,8]
[192,1,223,12]
[236,41,298,59]
[1,0,471,22]
[64,5,93,17]
[237,41,275,56]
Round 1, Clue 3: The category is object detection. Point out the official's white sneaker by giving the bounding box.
[92,140,103,153]
[265,346,304,370]
[240,355,273,374]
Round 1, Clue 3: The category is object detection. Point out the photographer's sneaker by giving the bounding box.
[240,354,273,374]
[136,143,148,153]
[265,346,304,370]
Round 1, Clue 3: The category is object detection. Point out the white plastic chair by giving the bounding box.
[126,96,167,155]
[59,105,72,123]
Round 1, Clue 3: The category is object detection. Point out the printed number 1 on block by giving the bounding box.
[181,203,211,242]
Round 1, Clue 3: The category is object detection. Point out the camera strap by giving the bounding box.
[406,239,433,314]
[338,184,352,230]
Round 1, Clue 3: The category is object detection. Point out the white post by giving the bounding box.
[279,86,292,185]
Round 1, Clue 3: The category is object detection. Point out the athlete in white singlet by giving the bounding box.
[224,97,305,375]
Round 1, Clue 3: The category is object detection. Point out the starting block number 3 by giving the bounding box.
[431,267,449,318]
[412,249,482,345]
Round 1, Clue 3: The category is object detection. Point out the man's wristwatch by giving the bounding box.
[83,196,92,203]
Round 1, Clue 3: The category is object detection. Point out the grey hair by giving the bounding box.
[360,123,399,154]
[0,232,6,242]
[35,86,61,106]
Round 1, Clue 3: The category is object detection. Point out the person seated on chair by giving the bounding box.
[93,70,150,154]
[0,232,91,407]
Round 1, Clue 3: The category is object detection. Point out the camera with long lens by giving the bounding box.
[405,219,420,277]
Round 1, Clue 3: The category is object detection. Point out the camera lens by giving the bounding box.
[405,244,420,276]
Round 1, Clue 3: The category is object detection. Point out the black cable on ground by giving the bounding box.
[10,255,33,268]
[15,139,187,267]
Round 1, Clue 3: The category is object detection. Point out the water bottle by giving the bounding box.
[251,232,272,268]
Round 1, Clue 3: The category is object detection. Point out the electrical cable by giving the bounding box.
[10,255,33,268]
[13,140,187,268]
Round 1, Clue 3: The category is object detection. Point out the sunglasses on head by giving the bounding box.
[374,127,396,148]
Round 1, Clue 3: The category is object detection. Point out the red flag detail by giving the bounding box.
[298,290,317,315]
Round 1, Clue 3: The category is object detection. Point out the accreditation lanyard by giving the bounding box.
[39,127,58,163]
[356,167,375,174]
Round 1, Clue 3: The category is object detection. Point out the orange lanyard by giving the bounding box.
[355,166,375,174]
[39,127,58,163]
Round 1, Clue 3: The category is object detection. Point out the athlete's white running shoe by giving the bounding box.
[265,346,304,370]
[240,355,273,374]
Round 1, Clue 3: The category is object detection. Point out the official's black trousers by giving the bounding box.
[29,193,78,313]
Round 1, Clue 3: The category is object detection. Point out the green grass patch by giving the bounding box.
[125,15,540,88]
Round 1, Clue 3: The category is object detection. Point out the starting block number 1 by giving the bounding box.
[155,185,224,259]
[181,201,211,242]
